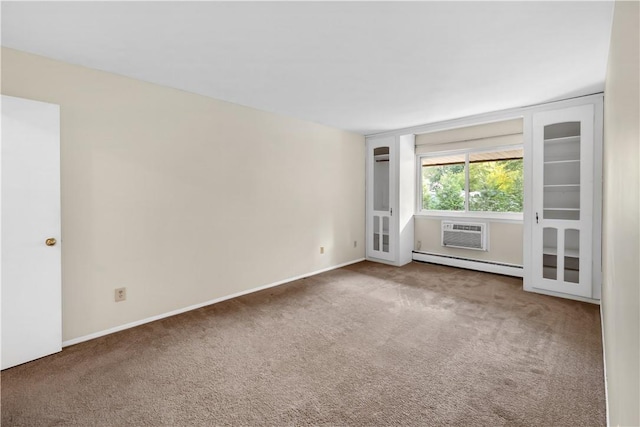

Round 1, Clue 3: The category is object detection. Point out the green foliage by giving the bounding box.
[422,158,523,213]
[422,163,465,211]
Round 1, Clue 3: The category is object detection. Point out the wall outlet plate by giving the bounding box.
[115,287,126,302]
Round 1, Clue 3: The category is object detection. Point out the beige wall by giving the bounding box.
[1,47,365,342]
[602,2,640,426]
[414,218,523,265]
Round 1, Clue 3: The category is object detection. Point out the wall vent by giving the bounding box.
[441,221,487,251]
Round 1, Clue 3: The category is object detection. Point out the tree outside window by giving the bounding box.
[421,148,523,213]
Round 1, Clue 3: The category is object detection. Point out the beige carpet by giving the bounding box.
[1,261,605,426]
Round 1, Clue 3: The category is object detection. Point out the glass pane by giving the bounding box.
[544,122,580,140]
[373,216,380,251]
[543,122,581,220]
[543,228,558,280]
[421,153,465,211]
[564,229,580,283]
[544,141,581,163]
[543,209,580,221]
[468,148,523,213]
[373,147,390,211]
[373,147,389,156]
[382,217,389,253]
[544,187,580,210]
[543,162,580,186]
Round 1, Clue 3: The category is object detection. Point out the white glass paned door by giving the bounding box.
[532,105,593,298]
[367,139,395,262]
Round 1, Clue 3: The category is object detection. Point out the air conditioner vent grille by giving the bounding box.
[441,221,487,251]
[452,224,482,232]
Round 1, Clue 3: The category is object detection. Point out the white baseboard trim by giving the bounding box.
[62,258,365,348]
[522,286,601,305]
[365,257,397,266]
[412,251,523,278]
[600,303,610,427]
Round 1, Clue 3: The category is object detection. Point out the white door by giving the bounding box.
[531,105,593,298]
[366,137,395,262]
[2,95,62,369]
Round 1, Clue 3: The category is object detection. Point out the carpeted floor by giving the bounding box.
[1,261,605,426]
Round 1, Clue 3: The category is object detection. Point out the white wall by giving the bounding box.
[602,2,640,426]
[1,47,365,342]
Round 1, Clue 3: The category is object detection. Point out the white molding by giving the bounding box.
[591,100,604,301]
[365,256,398,266]
[366,93,604,138]
[414,213,523,224]
[62,258,365,348]
[416,142,523,158]
[522,109,534,307]
[412,251,523,278]
[523,286,600,305]
[600,302,610,427]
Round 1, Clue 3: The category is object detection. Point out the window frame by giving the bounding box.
[416,144,524,222]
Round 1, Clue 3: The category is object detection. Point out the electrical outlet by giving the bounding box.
[115,287,126,302]
[417,240,422,250]
[320,246,324,254]
[353,240,357,248]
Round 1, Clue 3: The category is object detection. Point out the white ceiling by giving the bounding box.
[1,2,614,135]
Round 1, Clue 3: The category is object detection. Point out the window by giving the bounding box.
[421,153,466,211]
[420,147,523,215]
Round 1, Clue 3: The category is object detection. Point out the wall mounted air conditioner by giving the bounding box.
[441,221,488,251]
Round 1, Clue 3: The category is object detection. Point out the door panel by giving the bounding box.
[2,95,62,369]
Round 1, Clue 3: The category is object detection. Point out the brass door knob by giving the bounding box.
[45,238,57,246]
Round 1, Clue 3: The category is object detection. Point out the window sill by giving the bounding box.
[414,211,524,223]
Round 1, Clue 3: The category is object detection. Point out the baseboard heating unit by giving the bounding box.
[412,251,523,278]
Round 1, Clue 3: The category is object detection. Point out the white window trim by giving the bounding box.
[416,144,524,221]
